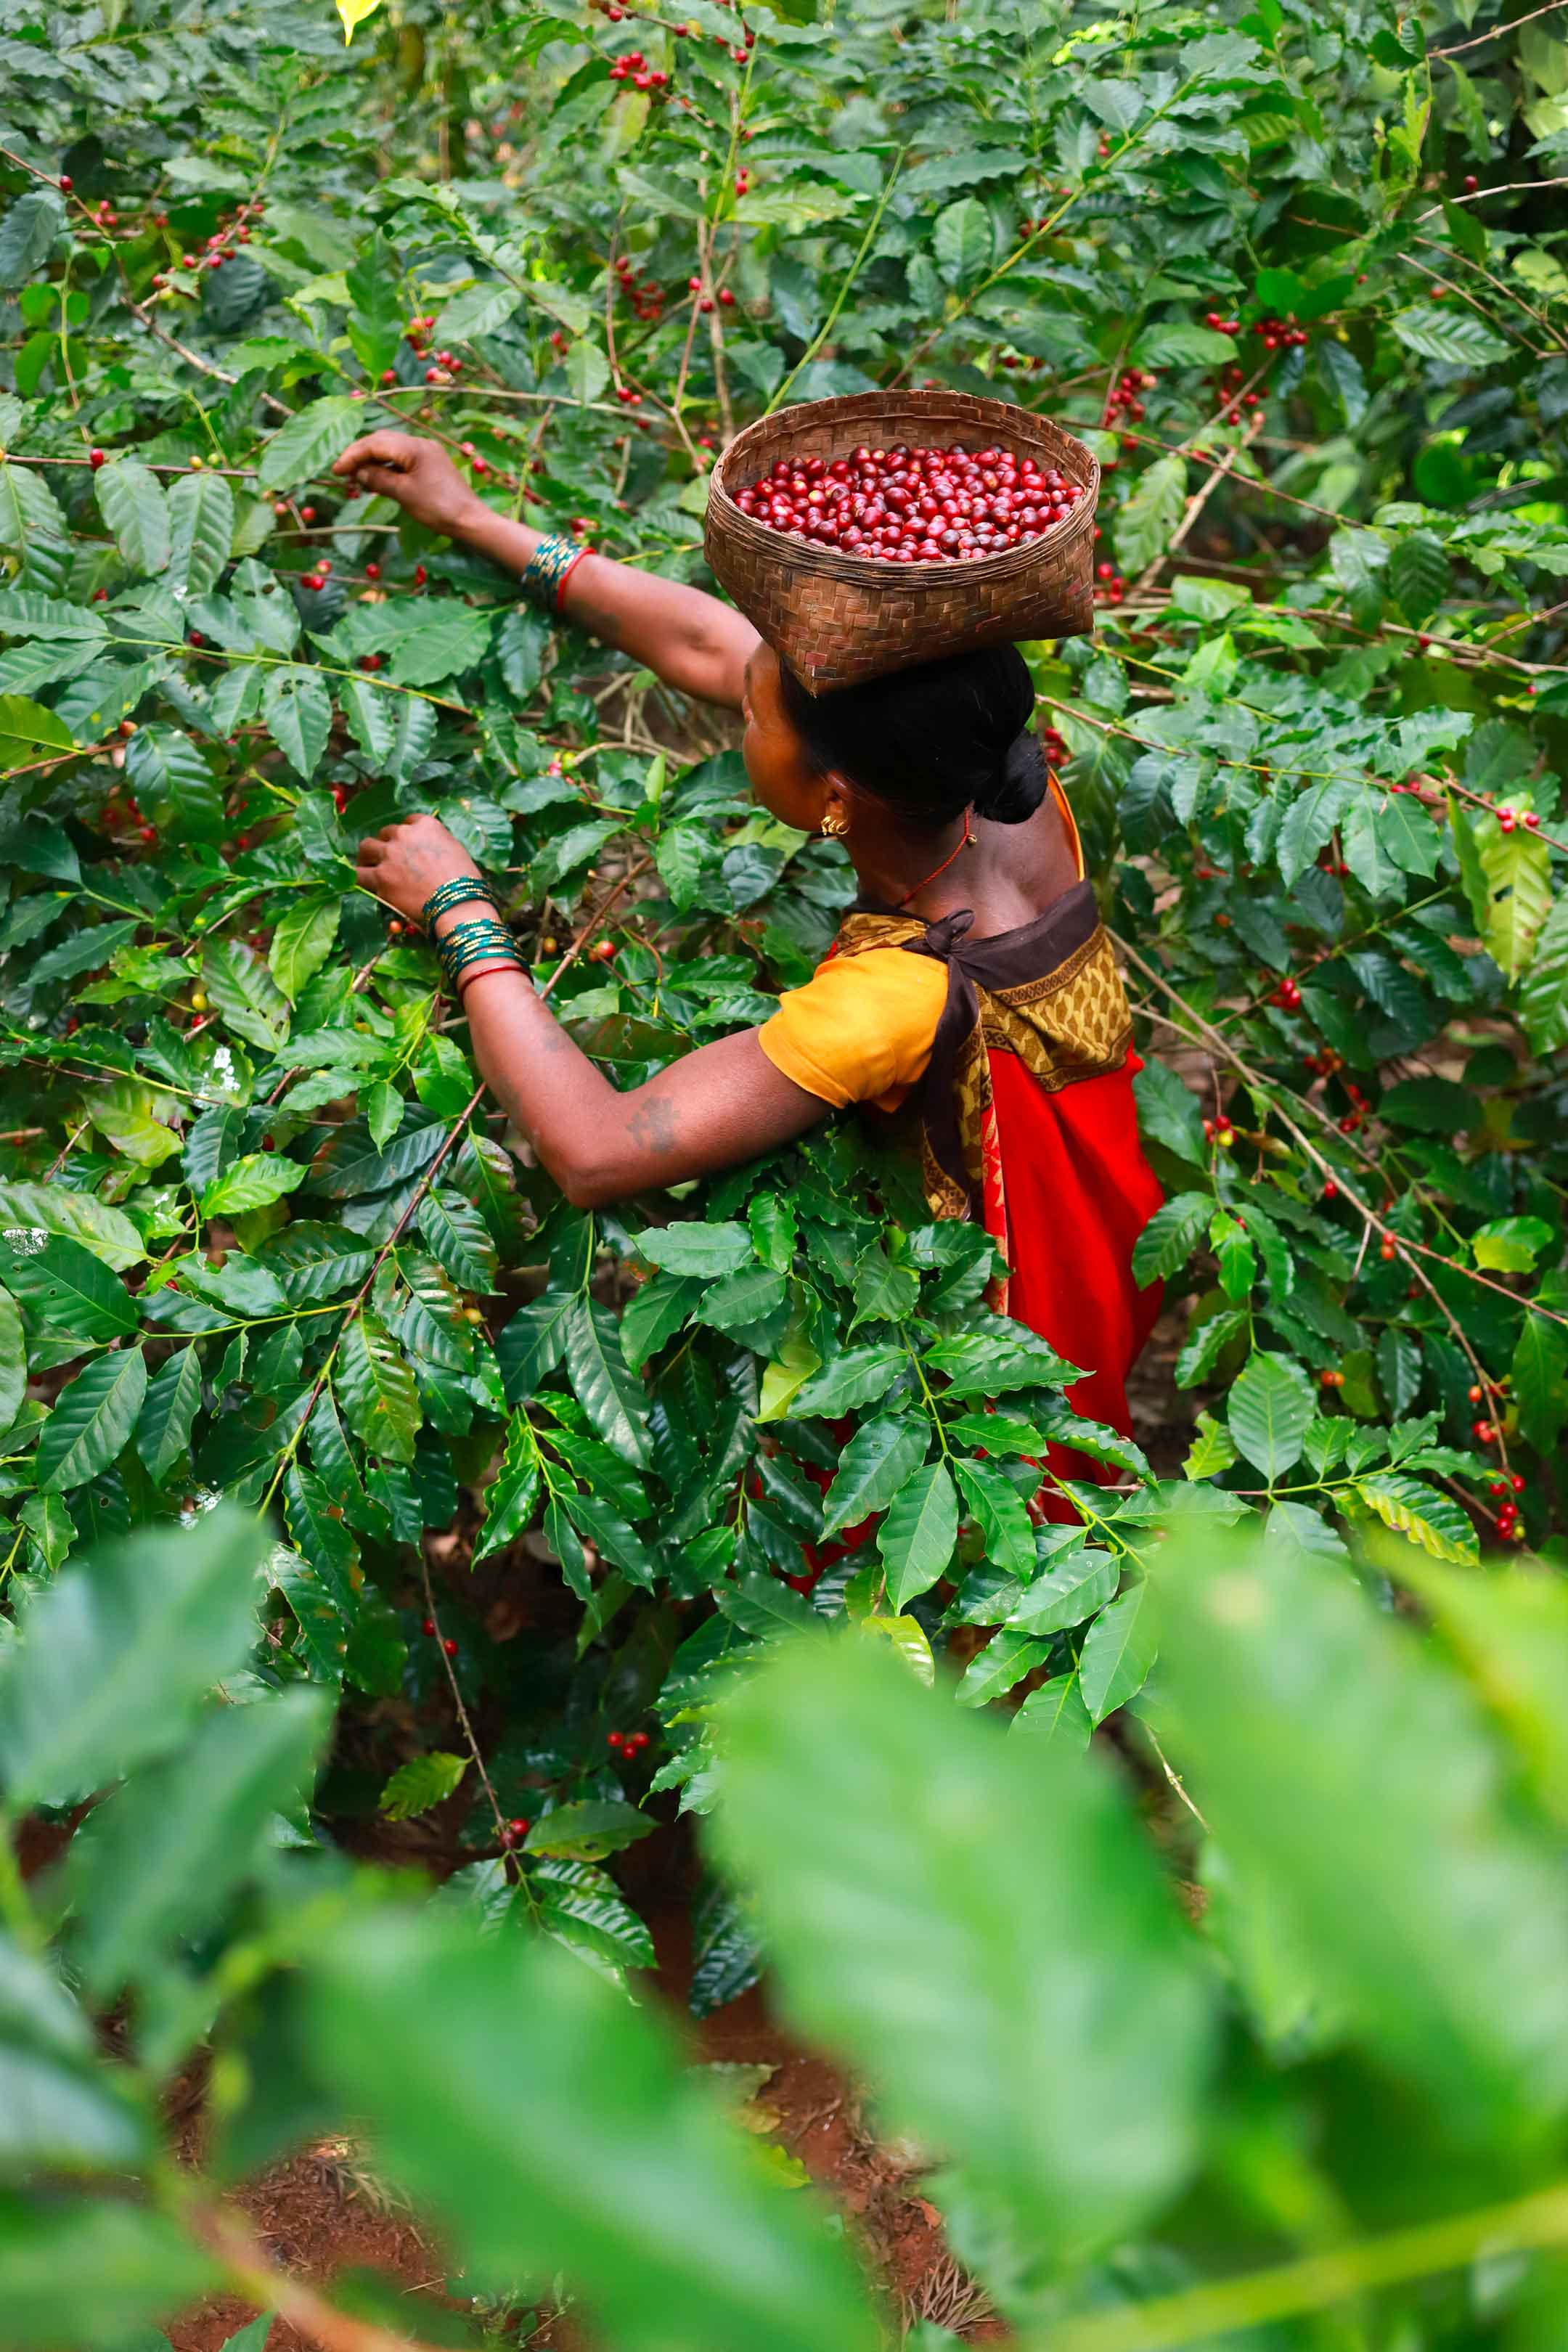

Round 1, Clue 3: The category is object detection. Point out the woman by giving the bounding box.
[332,430,1162,1447]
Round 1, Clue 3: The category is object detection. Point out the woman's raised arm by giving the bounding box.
[332,432,759,709]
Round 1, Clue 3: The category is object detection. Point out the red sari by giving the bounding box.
[836,872,1163,1501]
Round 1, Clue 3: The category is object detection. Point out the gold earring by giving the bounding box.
[820,811,849,840]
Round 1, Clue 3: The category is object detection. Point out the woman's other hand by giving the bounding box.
[332,433,479,537]
[356,813,485,928]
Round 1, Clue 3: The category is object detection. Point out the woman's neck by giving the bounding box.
[849,811,974,915]
[851,800,1079,931]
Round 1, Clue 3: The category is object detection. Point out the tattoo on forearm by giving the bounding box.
[626,1093,679,1157]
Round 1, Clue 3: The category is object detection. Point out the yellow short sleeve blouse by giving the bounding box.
[757,947,949,1112]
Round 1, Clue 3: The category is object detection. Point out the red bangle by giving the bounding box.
[455,958,525,1002]
[555,545,591,611]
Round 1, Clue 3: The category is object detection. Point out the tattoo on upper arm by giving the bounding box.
[626,1093,679,1157]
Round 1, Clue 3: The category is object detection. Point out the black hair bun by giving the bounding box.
[973,730,1050,825]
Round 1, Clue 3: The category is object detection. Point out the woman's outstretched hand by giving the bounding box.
[332,433,480,537]
[356,812,484,928]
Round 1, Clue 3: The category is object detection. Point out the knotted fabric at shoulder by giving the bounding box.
[835,881,1132,1220]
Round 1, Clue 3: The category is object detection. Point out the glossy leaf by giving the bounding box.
[1225,1351,1314,1479]
[134,1345,203,1483]
[712,1637,1214,2271]
[34,1349,147,1493]
[0,1506,266,1808]
[338,1314,422,1463]
[306,1911,878,2352]
[819,1413,927,1538]
[1154,1518,1568,2144]
[878,1461,958,1610]
[67,1687,332,1998]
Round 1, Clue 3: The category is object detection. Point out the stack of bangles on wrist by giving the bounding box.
[437,918,526,998]
[420,878,527,1000]
[519,531,591,613]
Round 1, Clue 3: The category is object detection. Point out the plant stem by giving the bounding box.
[1033,2179,1568,2352]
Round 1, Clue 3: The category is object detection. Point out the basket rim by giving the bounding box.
[706,388,1099,584]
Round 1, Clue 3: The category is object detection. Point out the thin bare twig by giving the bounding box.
[1431,3,1567,59]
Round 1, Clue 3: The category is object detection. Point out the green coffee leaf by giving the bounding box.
[1226,1351,1315,1479]
[306,1909,878,2352]
[94,459,171,576]
[820,1414,928,1538]
[381,1749,467,1820]
[878,1461,957,1610]
[338,1314,422,1462]
[0,1505,266,1807]
[35,1349,147,1493]
[712,1636,1214,2272]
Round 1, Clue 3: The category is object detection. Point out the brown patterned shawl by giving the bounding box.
[833,879,1134,1222]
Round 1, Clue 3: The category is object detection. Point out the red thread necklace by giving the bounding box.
[895,807,976,910]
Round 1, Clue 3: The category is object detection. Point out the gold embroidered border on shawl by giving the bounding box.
[833,910,1133,1225]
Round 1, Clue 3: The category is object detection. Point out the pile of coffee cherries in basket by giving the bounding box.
[734,441,1084,563]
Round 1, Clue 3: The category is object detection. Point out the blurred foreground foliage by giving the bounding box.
[3,0,1568,2335]
[5,1508,1568,2348]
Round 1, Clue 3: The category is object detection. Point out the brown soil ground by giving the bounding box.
[164,1887,1005,2351]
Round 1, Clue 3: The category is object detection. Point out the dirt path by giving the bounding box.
[166,1888,1003,2350]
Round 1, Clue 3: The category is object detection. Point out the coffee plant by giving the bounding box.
[1,0,1568,2318]
[9,1504,1568,2349]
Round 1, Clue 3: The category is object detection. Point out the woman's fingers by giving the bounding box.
[346,463,407,498]
[333,432,417,479]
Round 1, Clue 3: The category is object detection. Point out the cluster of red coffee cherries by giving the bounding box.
[1202,1114,1237,1148]
[613,251,665,322]
[1040,722,1068,769]
[1269,973,1303,1011]
[1496,804,1543,833]
[102,783,155,845]
[1334,1074,1369,1134]
[607,48,671,92]
[150,197,263,292]
[1251,313,1311,353]
[1319,1368,1346,1390]
[1486,1459,1527,1540]
[498,1816,531,1847]
[688,273,736,314]
[393,316,466,388]
[1101,366,1155,431]
[588,0,754,61]
[608,1728,651,1756]
[1302,1047,1344,1079]
[420,1616,460,1659]
[1094,559,1127,606]
[1213,361,1262,426]
[735,441,1083,564]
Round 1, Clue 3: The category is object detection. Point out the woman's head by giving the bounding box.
[740,638,1050,838]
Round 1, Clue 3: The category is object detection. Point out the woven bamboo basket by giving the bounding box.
[704,389,1098,694]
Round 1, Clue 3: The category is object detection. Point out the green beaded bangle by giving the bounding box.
[436,916,523,992]
[422,875,504,930]
[520,531,589,612]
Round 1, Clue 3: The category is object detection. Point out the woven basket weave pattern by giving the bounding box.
[704,390,1098,693]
